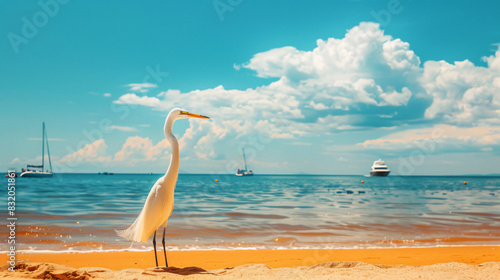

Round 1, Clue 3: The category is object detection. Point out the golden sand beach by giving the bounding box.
[1,246,499,279]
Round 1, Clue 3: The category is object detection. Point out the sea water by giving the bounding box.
[2,174,499,252]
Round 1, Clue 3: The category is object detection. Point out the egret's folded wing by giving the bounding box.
[116,184,165,243]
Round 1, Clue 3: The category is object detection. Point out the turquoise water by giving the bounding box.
[3,174,500,252]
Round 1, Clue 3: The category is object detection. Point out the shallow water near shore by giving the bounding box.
[2,174,499,252]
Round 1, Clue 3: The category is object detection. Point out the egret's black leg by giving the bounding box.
[162,227,168,267]
[152,230,158,267]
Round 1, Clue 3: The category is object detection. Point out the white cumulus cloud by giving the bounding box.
[113,136,170,166]
[357,125,500,151]
[105,125,138,132]
[126,83,158,93]
[112,22,500,162]
[114,93,160,107]
[60,139,111,163]
[59,137,172,167]
[421,47,500,125]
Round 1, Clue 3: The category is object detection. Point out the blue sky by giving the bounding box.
[1,0,500,175]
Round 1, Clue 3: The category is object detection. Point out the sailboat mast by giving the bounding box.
[242,148,248,171]
[45,123,52,173]
[41,122,45,171]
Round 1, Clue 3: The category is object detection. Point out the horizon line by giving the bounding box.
[4,171,500,177]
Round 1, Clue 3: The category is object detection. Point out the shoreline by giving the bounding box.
[3,246,499,270]
[5,243,500,255]
[6,172,500,176]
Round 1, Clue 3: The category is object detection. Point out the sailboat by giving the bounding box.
[20,122,53,177]
[236,148,253,176]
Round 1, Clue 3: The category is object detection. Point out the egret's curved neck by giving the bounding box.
[164,116,179,178]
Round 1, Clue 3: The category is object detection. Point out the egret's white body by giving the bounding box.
[117,108,209,247]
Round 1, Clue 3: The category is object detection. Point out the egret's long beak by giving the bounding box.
[185,112,210,119]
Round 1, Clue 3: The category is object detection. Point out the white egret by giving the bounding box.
[116,108,209,267]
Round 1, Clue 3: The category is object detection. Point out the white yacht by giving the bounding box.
[369,159,390,177]
[20,122,53,178]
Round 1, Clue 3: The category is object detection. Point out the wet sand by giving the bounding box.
[1,246,499,279]
[7,223,500,252]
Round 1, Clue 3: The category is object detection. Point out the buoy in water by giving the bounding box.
[215,179,218,182]
[464,181,467,185]
[361,180,364,183]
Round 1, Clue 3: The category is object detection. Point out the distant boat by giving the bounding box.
[20,122,53,178]
[369,159,390,177]
[236,148,253,177]
[99,172,114,175]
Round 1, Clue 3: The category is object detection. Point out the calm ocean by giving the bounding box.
[3,174,500,252]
